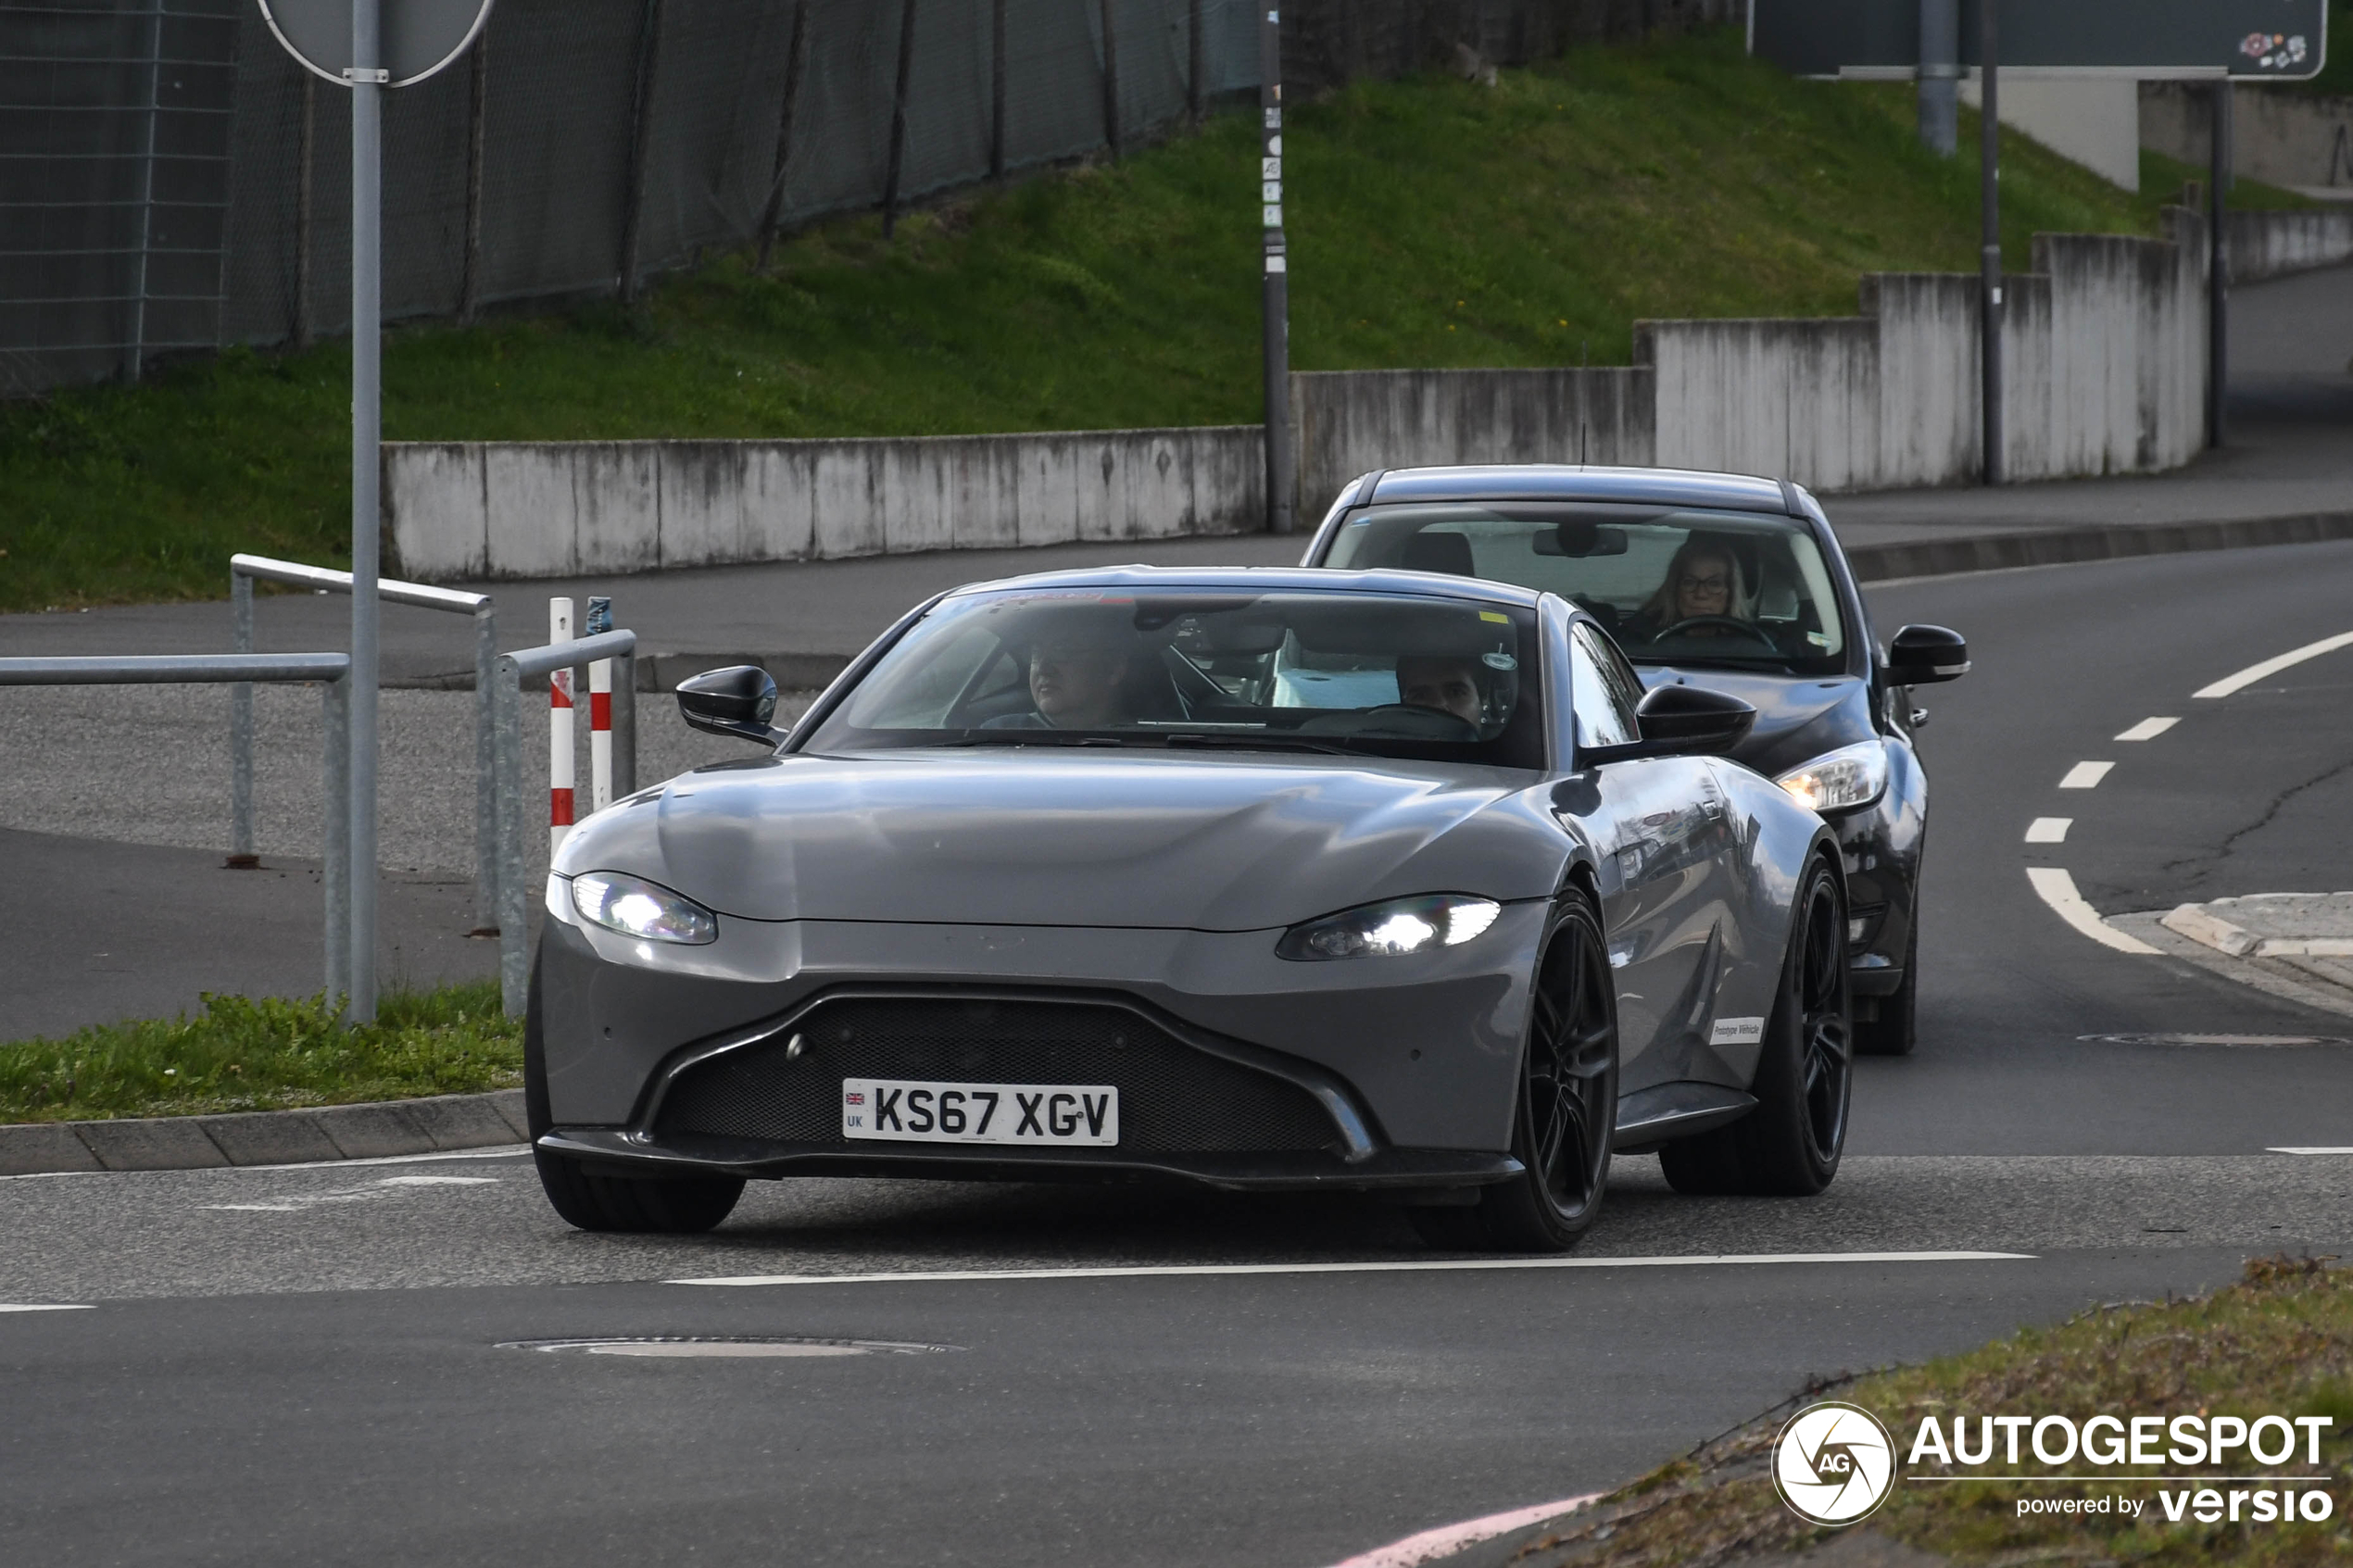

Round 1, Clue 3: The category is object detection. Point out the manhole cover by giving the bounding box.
[500,1336,960,1359]
[2079,1033,2348,1047]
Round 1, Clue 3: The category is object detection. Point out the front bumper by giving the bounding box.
[536,898,1548,1160]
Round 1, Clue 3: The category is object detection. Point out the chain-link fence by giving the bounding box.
[4,0,1742,396]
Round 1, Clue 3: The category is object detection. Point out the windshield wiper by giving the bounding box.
[1161,732,1359,757]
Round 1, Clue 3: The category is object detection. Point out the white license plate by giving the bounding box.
[841,1079,1119,1146]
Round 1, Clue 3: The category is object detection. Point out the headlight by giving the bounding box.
[1775,741,1889,813]
[1277,894,1502,961]
[569,870,718,945]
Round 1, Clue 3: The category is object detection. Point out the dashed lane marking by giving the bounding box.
[2058,761,2114,789]
[670,1251,2033,1288]
[0,1304,93,1313]
[2194,630,2353,699]
[2269,1147,2353,1154]
[2026,867,2160,955]
[2025,817,2071,843]
[2116,717,2179,741]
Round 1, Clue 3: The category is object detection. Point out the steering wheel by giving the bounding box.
[1651,616,1781,653]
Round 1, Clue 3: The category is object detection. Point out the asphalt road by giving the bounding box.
[6,541,2353,1566]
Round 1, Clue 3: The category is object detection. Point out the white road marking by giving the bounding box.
[203,1204,305,1211]
[2025,817,2071,843]
[2268,1147,2353,1154]
[1326,1494,1604,1568]
[2058,761,2114,789]
[375,1175,501,1185]
[2194,629,2353,699]
[0,1303,93,1312]
[670,1250,2033,1288]
[2115,717,2178,741]
[0,1145,527,1183]
[2026,867,2160,954]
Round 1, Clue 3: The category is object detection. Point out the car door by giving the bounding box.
[1567,620,1738,1095]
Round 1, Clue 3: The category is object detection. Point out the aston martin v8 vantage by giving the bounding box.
[1300,466,1969,1056]
[530,569,1854,1250]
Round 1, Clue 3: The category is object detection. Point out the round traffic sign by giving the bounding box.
[258,0,495,89]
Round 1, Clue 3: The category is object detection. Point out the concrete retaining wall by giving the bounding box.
[2142,82,2353,195]
[388,427,1265,580]
[2226,207,2353,282]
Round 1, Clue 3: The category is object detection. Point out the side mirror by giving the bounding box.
[1581,684,1756,765]
[677,665,784,746]
[1885,624,1969,686]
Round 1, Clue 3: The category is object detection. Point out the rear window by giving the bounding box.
[1324,502,1848,677]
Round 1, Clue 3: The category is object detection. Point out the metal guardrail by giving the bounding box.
[229,553,499,932]
[494,628,637,1016]
[0,652,357,1007]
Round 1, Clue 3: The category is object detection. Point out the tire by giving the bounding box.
[1660,857,1852,1198]
[1412,890,1617,1252]
[524,955,747,1235]
[1853,915,1919,1058]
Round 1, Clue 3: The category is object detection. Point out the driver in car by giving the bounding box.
[985,619,1136,730]
[1394,653,1486,728]
[1625,538,1750,643]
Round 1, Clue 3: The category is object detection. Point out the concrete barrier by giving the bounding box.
[388,427,1265,581]
[2227,207,2353,282]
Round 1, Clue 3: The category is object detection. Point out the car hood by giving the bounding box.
[1637,666,1878,779]
[556,749,1563,929]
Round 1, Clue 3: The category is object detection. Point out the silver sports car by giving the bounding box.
[529,568,1852,1250]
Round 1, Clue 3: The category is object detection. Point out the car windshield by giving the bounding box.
[802,586,1544,769]
[1323,502,1848,675]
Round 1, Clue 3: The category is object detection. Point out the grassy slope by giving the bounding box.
[0,26,2307,612]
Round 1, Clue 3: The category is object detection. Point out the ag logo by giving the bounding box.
[1771,1401,1896,1525]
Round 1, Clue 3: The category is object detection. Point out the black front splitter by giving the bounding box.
[538,1128,1523,1194]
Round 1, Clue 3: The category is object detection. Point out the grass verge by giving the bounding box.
[1,26,2311,614]
[1510,1255,2353,1565]
[0,982,522,1123]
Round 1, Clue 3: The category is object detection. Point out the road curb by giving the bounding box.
[0,1088,529,1176]
[1843,509,2353,583]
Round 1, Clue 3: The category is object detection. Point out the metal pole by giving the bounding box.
[229,570,258,868]
[989,0,1008,180]
[472,605,499,934]
[617,0,664,303]
[757,1,811,269]
[322,673,349,1011]
[349,0,384,1024]
[1977,2,2002,488]
[1188,0,1204,125]
[1917,0,1957,156]
[612,651,637,797]
[2208,76,2231,449]
[459,35,488,324]
[1260,8,1294,534]
[882,0,918,237]
[496,659,528,1017]
[295,76,316,349]
[1099,0,1122,160]
[123,0,163,383]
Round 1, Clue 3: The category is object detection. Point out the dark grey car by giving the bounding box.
[1299,466,1969,1057]
[530,569,1853,1250]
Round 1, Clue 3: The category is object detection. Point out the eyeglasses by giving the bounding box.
[1679,573,1730,594]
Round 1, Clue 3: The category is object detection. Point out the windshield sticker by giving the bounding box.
[1478,611,1509,624]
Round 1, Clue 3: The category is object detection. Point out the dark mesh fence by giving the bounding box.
[3,0,1743,395]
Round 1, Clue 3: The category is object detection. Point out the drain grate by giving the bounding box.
[499,1336,961,1358]
[2078,1033,2348,1047]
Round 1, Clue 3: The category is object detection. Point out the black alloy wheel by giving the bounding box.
[1660,856,1852,1197]
[523,957,746,1235]
[1413,890,1617,1252]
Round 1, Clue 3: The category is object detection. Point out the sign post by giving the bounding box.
[258,0,495,1022]
[1259,6,1292,535]
[1978,0,2000,486]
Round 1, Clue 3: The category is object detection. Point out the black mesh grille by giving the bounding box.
[652,996,1339,1154]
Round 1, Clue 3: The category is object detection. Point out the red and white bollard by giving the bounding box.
[548,597,574,854]
[585,595,613,812]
